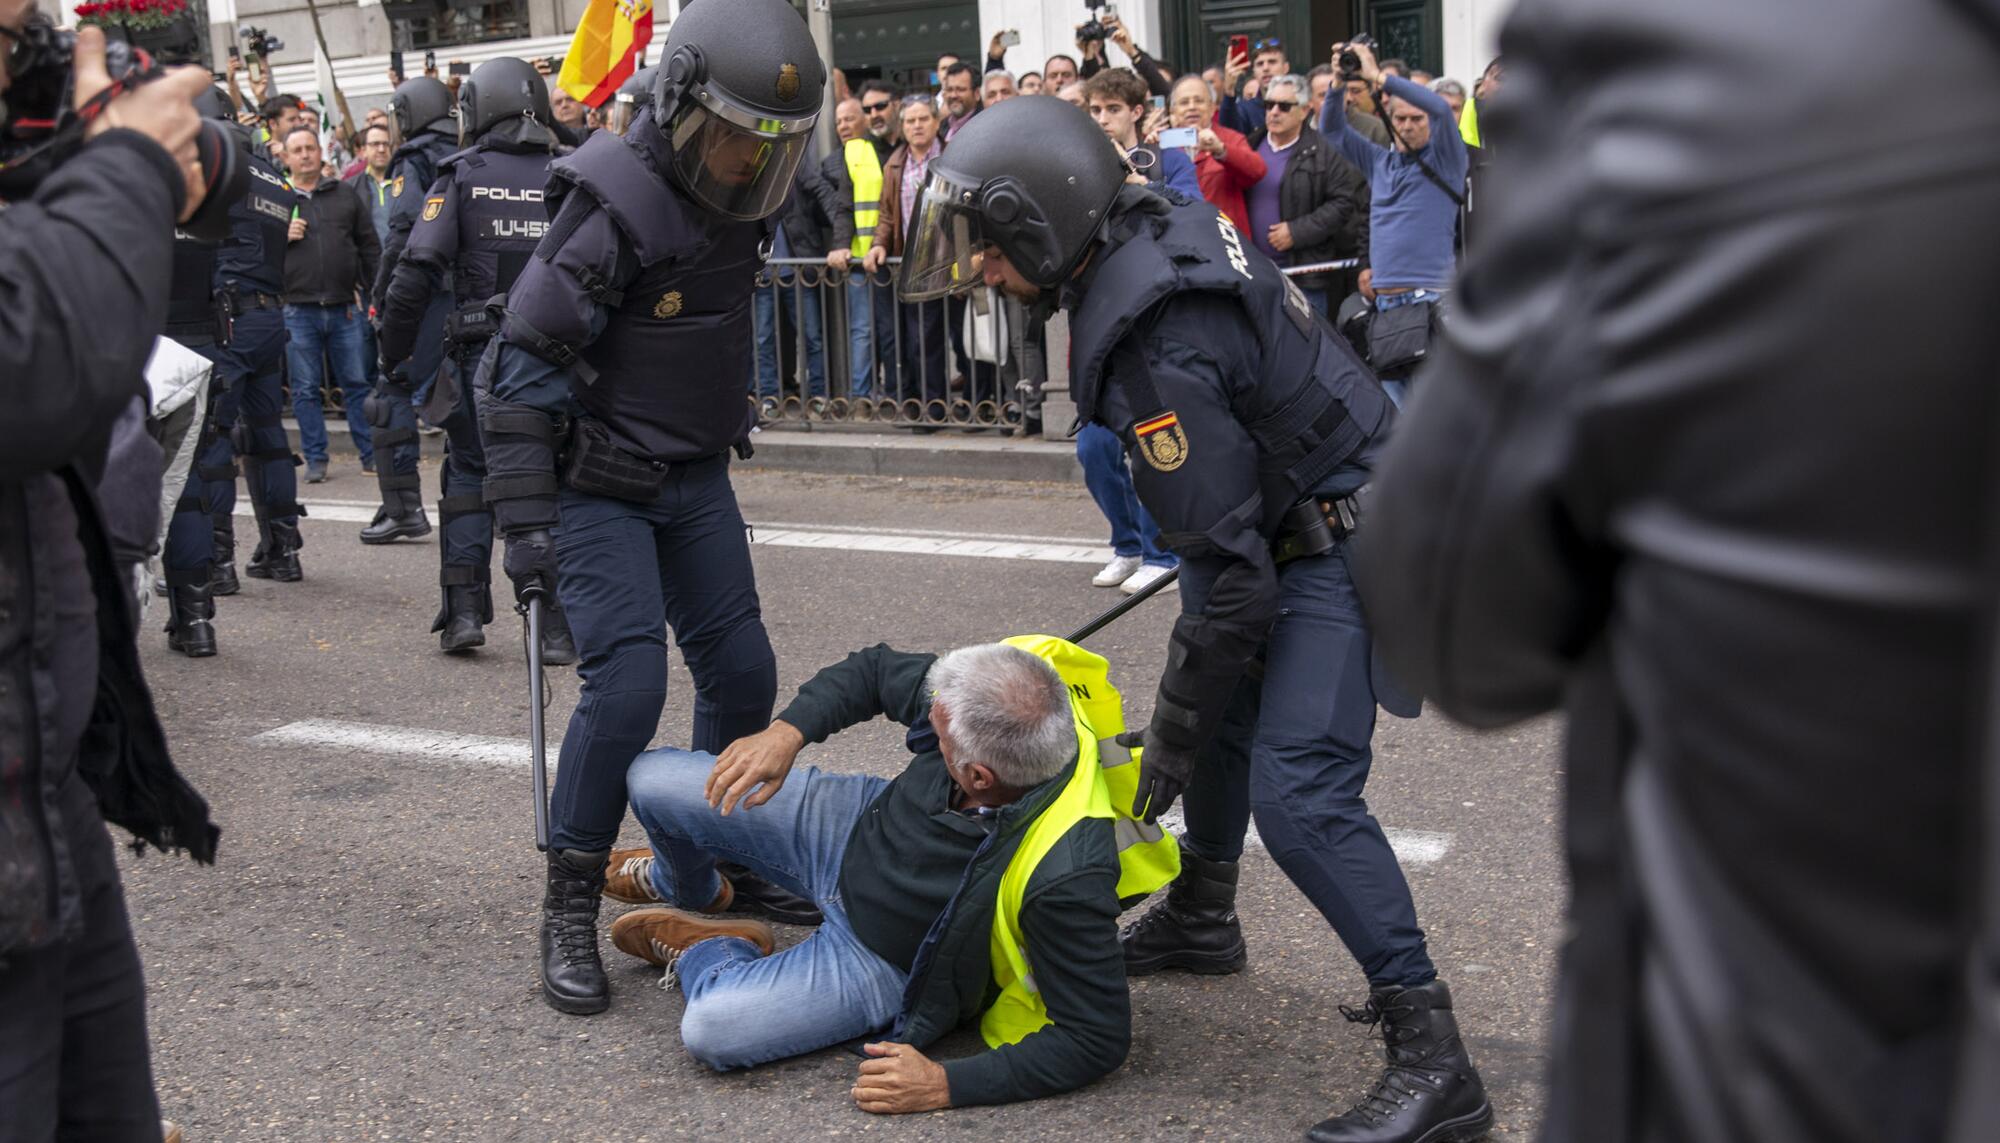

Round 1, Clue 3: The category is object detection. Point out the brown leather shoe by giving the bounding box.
[609,908,775,969]
[602,848,734,911]
[162,1120,184,1143]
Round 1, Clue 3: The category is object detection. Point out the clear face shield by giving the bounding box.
[896,170,989,301]
[605,93,643,136]
[665,88,816,221]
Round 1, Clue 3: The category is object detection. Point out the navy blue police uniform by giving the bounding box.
[379,136,554,644]
[211,150,303,577]
[160,230,232,590]
[366,129,460,528]
[477,108,778,854]
[1066,188,1438,990]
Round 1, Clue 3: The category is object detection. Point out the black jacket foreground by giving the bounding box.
[282,176,380,306]
[1354,0,2000,1139]
[0,130,220,956]
[774,645,1129,1108]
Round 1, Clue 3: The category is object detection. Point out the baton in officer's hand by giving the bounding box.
[525,593,551,852]
[1065,566,1180,644]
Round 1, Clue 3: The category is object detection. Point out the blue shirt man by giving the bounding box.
[1318,65,1466,292]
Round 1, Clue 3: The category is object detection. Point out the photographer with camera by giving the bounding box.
[1321,38,1466,407]
[0,7,222,1132]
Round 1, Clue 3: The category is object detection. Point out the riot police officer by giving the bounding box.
[361,76,459,545]
[477,0,826,1016]
[895,97,1490,1143]
[600,66,655,137]
[158,87,247,656]
[199,90,304,586]
[377,57,576,660]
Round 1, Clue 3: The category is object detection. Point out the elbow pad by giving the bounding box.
[479,394,565,534]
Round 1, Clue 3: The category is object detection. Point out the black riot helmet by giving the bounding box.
[605,65,656,136]
[390,76,457,140]
[457,57,554,145]
[897,96,1127,301]
[650,0,825,220]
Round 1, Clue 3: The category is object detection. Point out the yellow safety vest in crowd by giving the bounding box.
[845,137,883,258]
[1459,97,1481,147]
[980,635,1181,1049]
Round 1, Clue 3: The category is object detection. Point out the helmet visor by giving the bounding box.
[605,97,642,136]
[896,170,987,301]
[665,103,813,221]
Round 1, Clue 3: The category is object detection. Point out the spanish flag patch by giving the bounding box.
[1134,411,1190,472]
[421,196,445,222]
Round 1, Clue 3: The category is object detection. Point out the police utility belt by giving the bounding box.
[559,416,722,504]
[1273,490,1365,564]
[445,296,503,349]
[210,283,282,344]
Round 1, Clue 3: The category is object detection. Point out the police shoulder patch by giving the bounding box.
[1134,411,1190,472]
[390,175,405,198]
[421,196,445,222]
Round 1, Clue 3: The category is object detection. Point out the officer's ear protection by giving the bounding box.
[979,176,1062,286]
[655,45,707,121]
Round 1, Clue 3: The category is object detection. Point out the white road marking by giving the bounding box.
[252,499,1116,565]
[250,718,1453,866]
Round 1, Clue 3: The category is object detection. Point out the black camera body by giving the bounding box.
[1078,3,1109,44]
[0,13,246,240]
[240,26,284,59]
[1339,33,1379,83]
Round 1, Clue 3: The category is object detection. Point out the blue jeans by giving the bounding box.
[844,269,897,400]
[284,302,374,465]
[627,752,906,1070]
[548,455,778,852]
[1176,523,1435,990]
[753,276,826,400]
[1077,424,1175,567]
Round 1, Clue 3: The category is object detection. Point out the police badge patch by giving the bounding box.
[390,175,405,198]
[421,196,444,222]
[653,291,684,319]
[1134,411,1190,472]
[777,63,800,102]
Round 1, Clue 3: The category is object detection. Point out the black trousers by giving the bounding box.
[0,777,161,1143]
[896,298,950,410]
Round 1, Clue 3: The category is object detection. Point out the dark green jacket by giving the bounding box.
[776,644,1130,1107]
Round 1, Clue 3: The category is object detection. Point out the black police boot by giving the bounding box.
[359,489,432,545]
[210,515,240,596]
[1306,980,1493,1143]
[164,578,217,658]
[1120,844,1248,975]
[539,599,579,667]
[263,520,303,582]
[539,847,611,1015]
[435,585,487,653]
[717,861,823,926]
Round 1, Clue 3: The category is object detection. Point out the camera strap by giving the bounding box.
[1407,148,1466,207]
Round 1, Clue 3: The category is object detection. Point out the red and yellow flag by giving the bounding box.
[557,0,655,109]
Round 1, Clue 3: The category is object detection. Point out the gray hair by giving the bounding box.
[1265,74,1308,104]
[1430,77,1468,100]
[984,69,1017,88]
[927,644,1076,790]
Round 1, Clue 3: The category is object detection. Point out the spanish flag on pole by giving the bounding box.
[558,0,655,109]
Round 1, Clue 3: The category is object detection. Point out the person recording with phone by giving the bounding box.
[0,6,223,1132]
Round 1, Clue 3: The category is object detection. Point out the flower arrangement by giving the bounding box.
[73,0,193,32]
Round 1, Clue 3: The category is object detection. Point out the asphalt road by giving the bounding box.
[126,460,1564,1142]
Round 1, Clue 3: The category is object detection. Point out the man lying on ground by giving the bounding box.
[603,642,1132,1112]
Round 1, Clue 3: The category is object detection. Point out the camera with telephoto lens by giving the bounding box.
[1338,33,1379,83]
[0,11,246,240]
[239,26,284,59]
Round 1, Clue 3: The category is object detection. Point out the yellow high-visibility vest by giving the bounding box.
[845,137,883,258]
[979,635,1181,1049]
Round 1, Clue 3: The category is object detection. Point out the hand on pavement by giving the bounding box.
[853,1043,950,1114]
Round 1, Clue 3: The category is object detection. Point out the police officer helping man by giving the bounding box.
[360,75,459,546]
[477,0,827,1015]
[896,97,1490,1143]
[376,58,576,660]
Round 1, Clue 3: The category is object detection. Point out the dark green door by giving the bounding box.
[1158,0,1314,78]
[829,0,981,90]
[1357,0,1442,76]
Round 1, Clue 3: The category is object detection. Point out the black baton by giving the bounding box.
[527,595,550,852]
[1065,566,1180,644]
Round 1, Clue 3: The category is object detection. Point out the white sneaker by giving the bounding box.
[1119,563,1178,596]
[1093,555,1143,588]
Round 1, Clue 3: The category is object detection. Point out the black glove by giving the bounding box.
[502,530,559,606]
[1126,729,1192,824]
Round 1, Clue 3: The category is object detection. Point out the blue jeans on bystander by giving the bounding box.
[1077,423,1176,568]
[284,302,374,465]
